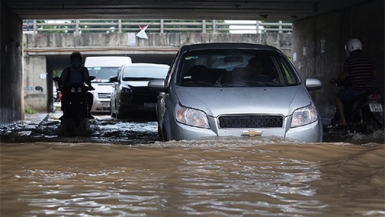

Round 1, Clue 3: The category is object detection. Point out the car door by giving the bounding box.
[115,66,124,113]
[157,51,181,136]
[111,66,123,114]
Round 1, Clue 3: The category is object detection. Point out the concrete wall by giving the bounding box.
[22,32,293,112]
[0,2,23,126]
[292,0,384,120]
[23,32,293,56]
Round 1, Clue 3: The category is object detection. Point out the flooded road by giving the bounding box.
[1,112,384,216]
[0,112,159,145]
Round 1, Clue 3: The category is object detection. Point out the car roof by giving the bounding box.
[84,56,132,67]
[179,43,281,53]
[121,63,169,68]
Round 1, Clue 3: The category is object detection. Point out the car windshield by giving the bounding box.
[122,65,169,81]
[88,67,120,83]
[178,49,299,87]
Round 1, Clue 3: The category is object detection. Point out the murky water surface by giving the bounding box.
[0,113,384,216]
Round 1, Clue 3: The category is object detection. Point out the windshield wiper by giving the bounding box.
[246,81,284,87]
[181,80,214,87]
[122,77,152,81]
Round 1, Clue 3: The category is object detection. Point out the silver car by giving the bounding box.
[149,43,323,142]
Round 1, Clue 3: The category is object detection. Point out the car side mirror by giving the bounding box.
[89,76,96,81]
[109,76,118,83]
[148,79,166,92]
[305,78,322,91]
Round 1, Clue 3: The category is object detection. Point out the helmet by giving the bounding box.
[345,38,362,53]
[70,51,82,62]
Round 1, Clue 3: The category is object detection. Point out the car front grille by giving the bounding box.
[98,93,111,99]
[218,115,283,128]
[131,87,157,104]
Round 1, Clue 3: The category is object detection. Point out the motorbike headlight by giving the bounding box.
[291,103,318,128]
[175,104,209,128]
[71,87,75,93]
[77,87,82,93]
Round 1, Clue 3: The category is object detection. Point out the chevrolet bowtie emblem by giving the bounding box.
[241,130,262,137]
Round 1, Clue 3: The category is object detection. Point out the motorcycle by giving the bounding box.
[53,76,95,136]
[330,79,384,134]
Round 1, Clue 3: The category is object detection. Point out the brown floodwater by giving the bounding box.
[1,138,384,217]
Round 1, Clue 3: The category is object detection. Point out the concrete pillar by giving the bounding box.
[33,20,37,34]
[160,19,164,33]
[75,20,80,35]
[46,63,55,113]
[118,19,122,33]
[23,56,48,112]
[0,2,23,126]
[202,20,206,33]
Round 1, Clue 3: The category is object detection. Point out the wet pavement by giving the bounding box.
[0,111,159,145]
[0,111,384,145]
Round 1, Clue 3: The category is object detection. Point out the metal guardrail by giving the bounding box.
[23,19,292,34]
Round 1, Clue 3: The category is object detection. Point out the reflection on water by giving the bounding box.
[1,138,384,216]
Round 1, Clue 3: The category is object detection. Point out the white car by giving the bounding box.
[84,56,132,113]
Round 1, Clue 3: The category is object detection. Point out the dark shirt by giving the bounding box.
[60,66,90,87]
[344,54,374,93]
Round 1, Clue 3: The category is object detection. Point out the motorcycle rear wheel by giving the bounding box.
[361,111,382,134]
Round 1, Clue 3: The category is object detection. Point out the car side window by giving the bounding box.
[275,57,297,85]
[165,51,179,89]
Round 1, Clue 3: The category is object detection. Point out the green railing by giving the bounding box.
[23,19,292,34]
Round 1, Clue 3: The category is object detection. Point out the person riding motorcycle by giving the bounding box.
[330,38,376,127]
[59,51,95,119]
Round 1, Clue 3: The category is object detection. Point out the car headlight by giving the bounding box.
[291,103,318,128]
[175,104,209,128]
[121,87,132,93]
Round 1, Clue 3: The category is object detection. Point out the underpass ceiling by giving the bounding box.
[4,0,369,21]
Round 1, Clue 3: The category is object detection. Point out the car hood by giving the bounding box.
[123,81,150,87]
[93,83,114,93]
[174,86,312,117]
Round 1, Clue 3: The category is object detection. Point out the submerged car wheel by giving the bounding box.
[116,106,125,119]
[157,123,165,141]
[110,101,116,118]
[158,123,168,141]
